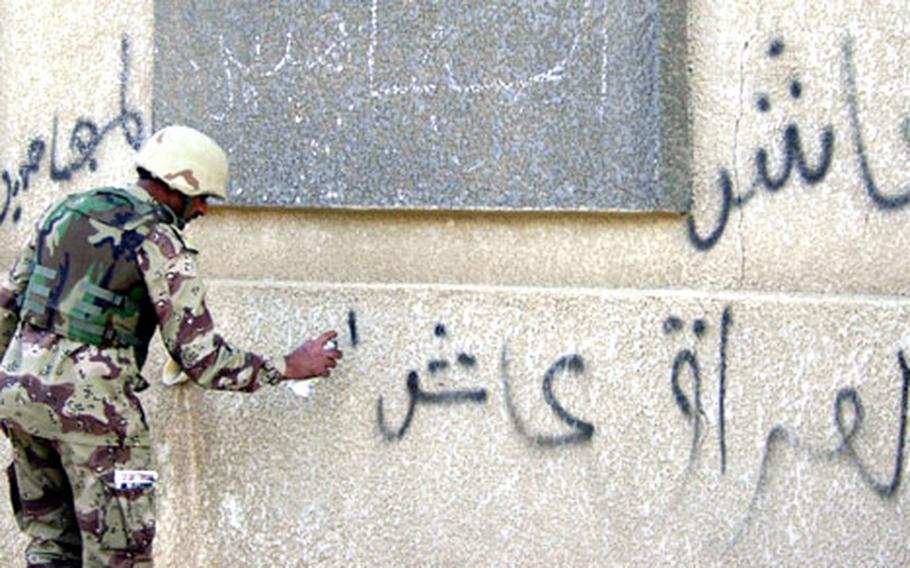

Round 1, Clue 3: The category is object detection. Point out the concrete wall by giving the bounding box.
[2,1,910,566]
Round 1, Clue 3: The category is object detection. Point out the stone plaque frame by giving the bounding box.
[154,0,690,212]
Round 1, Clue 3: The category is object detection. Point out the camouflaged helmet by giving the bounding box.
[135,125,229,199]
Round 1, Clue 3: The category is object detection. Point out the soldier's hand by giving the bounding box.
[283,330,343,380]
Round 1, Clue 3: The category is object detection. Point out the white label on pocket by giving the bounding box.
[114,469,158,490]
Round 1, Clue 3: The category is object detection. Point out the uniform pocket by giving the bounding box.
[98,474,157,562]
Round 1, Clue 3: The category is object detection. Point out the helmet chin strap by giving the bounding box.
[162,191,192,230]
[179,192,194,225]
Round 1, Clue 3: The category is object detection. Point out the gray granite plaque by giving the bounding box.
[154,0,689,212]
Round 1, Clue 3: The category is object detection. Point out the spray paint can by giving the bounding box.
[287,339,337,398]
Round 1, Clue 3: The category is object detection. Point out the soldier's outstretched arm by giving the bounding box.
[138,224,289,392]
[0,229,37,355]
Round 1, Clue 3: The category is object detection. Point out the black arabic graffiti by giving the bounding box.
[0,34,144,226]
[357,303,906,540]
[661,303,910,554]
[726,349,909,552]
[501,350,595,446]
[834,353,909,498]
[688,39,834,252]
[375,321,594,445]
[665,305,907,509]
[688,35,910,252]
[665,307,732,473]
[377,323,488,441]
[377,370,488,441]
[843,38,910,210]
[669,349,705,467]
[347,309,359,346]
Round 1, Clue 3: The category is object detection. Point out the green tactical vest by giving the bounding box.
[19,187,165,356]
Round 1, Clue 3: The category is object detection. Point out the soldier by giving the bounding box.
[0,125,343,567]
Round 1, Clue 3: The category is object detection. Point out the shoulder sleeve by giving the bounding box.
[138,223,286,391]
[0,227,38,354]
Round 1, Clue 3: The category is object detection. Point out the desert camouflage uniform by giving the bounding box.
[0,184,285,567]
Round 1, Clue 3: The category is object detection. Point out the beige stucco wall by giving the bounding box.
[2,0,910,566]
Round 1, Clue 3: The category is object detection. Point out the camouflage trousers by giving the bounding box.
[4,425,156,567]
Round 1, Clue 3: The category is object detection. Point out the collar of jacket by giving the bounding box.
[125,183,186,230]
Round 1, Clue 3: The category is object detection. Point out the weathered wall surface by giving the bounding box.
[2,1,910,566]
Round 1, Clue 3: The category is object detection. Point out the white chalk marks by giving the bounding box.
[367,0,591,101]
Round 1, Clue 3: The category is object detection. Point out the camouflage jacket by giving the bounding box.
[0,184,285,447]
